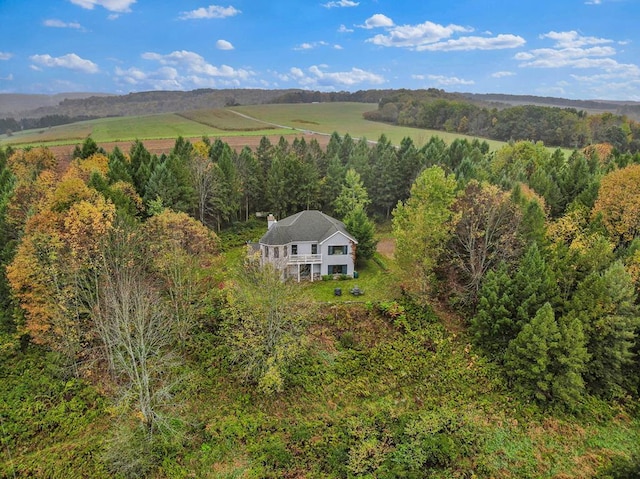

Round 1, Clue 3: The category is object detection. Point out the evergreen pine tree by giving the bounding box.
[343,205,377,263]
[471,262,516,355]
[504,303,560,402]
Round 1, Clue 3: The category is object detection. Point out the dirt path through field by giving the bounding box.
[376,237,395,258]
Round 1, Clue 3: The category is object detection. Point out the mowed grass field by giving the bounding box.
[1,102,508,151]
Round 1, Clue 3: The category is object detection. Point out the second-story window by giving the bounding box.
[311,244,318,254]
[292,244,298,255]
[274,246,279,258]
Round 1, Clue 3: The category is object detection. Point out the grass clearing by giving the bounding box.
[232,102,508,150]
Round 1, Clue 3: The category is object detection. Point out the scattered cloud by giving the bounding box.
[422,74,474,86]
[541,30,612,48]
[516,30,640,98]
[281,65,384,89]
[141,50,253,82]
[294,41,329,51]
[361,14,394,29]
[338,24,354,33]
[492,71,515,78]
[69,0,136,13]
[0,74,13,81]
[366,18,523,52]
[515,31,634,72]
[0,52,13,61]
[43,19,83,29]
[216,39,234,50]
[416,34,525,51]
[29,53,99,73]
[322,0,358,8]
[115,65,182,90]
[178,5,241,20]
[367,19,469,47]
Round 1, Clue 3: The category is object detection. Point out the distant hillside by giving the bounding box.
[0,92,113,118]
[14,89,305,119]
[462,92,640,119]
[5,88,640,124]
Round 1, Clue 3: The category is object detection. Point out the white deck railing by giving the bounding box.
[287,254,322,264]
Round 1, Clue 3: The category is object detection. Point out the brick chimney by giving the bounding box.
[267,214,277,229]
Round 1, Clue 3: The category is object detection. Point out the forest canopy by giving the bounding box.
[1,127,640,477]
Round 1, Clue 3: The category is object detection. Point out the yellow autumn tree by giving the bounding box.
[592,164,640,246]
[145,210,219,344]
[7,159,116,369]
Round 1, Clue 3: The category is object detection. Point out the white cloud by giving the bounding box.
[515,46,618,68]
[294,41,329,51]
[426,74,474,86]
[178,5,240,20]
[417,34,525,51]
[0,74,13,81]
[216,39,234,50]
[0,52,13,60]
[115,66,183,89]
[306,65,385,87]
[516,29,640,98]
[491,71,515,78]
[338,24,353,33]
[69,0,136,13]
[366,19,524,53]
[43,19,83,29]
[29,53,99,73]
[322,0,358,7]
[361,14,394,29]
[141,50,252,80]
[367,20,469,47]
[334,44,343,50]
[541,30,612,48]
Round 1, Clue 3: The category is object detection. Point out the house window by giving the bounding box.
[284,245,288,257]
[311,244,318,254]
[291,244,298,255]
[274,246,279,258]
[330,265,347,275]
[328,245,347,255]
[264,246,269,258]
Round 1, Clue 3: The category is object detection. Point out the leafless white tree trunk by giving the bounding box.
[93,225,179,436]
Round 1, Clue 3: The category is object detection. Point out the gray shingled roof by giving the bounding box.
[259,210,357,246]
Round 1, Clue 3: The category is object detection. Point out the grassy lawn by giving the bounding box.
[297,254,400,303]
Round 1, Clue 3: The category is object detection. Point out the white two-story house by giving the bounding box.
[258,210,358,281]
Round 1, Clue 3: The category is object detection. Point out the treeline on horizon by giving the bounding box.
[365,91,640,152]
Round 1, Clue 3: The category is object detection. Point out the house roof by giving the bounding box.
[259,210,357,246]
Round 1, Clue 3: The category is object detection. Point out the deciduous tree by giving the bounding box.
[393,166,456,295]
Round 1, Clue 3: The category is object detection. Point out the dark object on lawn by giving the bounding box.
[334,288,342,296]
[350,286,364,296]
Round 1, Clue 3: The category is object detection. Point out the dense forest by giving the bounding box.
[1,129,640,477]
[364,92,640,152]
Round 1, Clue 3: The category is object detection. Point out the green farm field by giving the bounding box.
[232,102,508,150]
[0,112,288,148]
[1,102,507,151]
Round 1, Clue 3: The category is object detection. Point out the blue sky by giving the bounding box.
[1,0,639,100]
